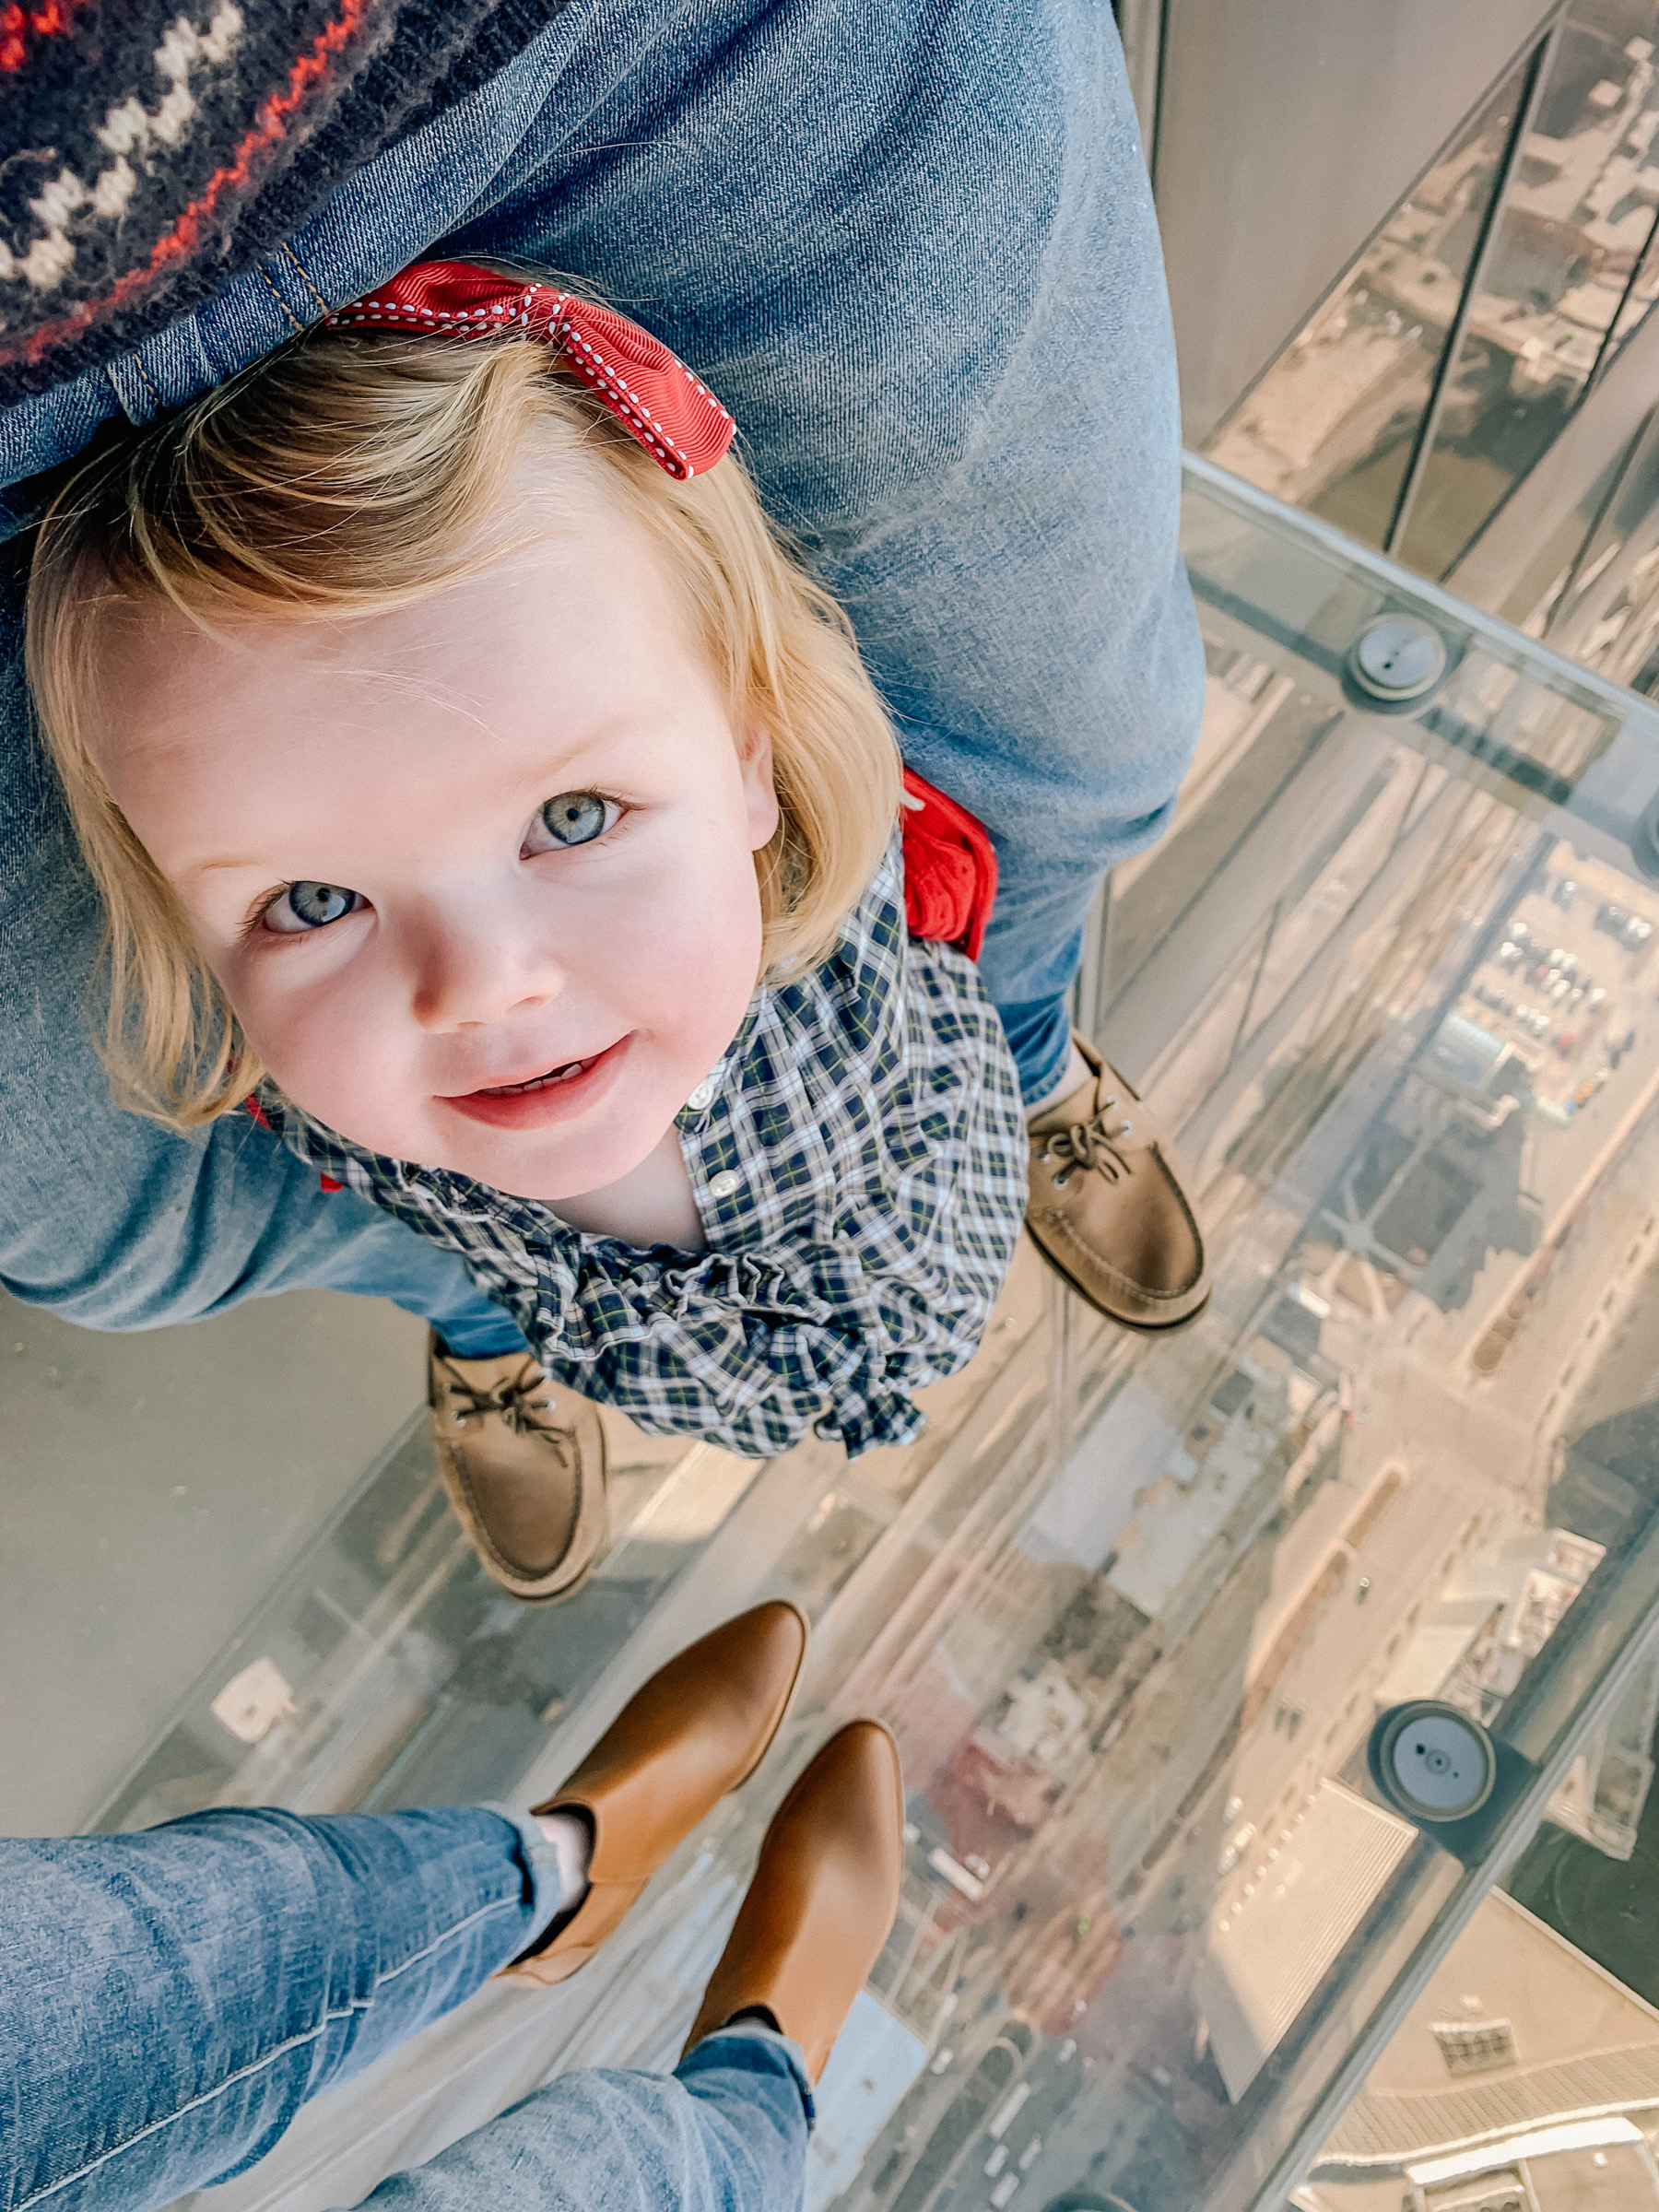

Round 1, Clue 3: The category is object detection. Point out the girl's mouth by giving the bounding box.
[480,1056,598,1097]
[441,1034,632,1131]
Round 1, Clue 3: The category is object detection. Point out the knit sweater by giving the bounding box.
[0,0,569,405]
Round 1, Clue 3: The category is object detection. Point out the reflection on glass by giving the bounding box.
[1399,4,1659,578]
[1494,441,1629,636]
[1535,405,1659,694]
[1205,65,1527,549]
[1575,529,1659,696]
[1610,182,1659,347]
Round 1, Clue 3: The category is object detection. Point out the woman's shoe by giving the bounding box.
[682,1719,904,2080]
[500,1601,810,1986]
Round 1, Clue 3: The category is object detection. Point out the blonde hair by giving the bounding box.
[26,312,900,1127]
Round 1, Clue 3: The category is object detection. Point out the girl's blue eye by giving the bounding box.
[536,792,609,848]
[267,881,362,933]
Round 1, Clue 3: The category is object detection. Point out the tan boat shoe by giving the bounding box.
[683,1720,904,2080]
[501,1601,810,1986]
[1025,1033,1209,1332]
[429,1333,608,1604]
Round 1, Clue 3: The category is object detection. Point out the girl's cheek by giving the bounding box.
[266,1023,420,1154]
[238,971,385,1104]
[632,896,757,1013]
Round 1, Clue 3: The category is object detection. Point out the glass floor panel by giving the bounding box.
[9,456,1659,2212]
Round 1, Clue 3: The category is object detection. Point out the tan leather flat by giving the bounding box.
[683,1719,904,2079]
[500,1600,809,1986]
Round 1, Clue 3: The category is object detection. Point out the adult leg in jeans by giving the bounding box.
[2,1606,809,2212]
[0,1805,565,2212]
[2,1715,896,2212]
[0,1821,808,2212]
[446,0,1207,1329]
[359,2031,810,2212]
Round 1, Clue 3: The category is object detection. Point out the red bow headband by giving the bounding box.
[323,260,735,482]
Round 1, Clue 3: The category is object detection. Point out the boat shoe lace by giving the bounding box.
[1038,1096,1139,1192]
[438,1357,578,1458]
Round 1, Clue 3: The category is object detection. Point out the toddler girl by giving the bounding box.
[27,263,1027,1512]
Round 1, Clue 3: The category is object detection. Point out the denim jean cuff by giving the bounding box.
[1021,1035,1074,1106]
[678,2020,817,2127]
[476,1800,571,1954]
[431,1308,535,1359]
[994,991,1076,1103]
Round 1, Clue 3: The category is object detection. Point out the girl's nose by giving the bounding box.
[406,903,569,1031]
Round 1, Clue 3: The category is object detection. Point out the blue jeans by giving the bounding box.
[0,1806,811,2212]
[0,0,1202,1350]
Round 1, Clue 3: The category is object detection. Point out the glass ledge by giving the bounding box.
[13,453,1659,2212]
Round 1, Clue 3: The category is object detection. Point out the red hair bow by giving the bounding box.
[324,260,735,481]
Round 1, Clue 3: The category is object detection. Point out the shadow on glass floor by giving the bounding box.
[17,456,1659,2212]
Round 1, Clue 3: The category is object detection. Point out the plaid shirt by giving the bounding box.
[260,839,1028,1460]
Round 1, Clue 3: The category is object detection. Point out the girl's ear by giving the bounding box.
[737,719,781,853]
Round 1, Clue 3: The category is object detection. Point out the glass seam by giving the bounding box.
[1182,448,1659,734]
[1546,405,1659,636]
[1585,210,1659,399]
[1383,21,1565,563]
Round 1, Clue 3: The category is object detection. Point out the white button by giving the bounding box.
[707,1169,741,1200]
[686,1079,716,1112]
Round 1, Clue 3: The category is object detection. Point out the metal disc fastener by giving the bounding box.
[1346,615,1449,703]
[1367,1699,1498,1824]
